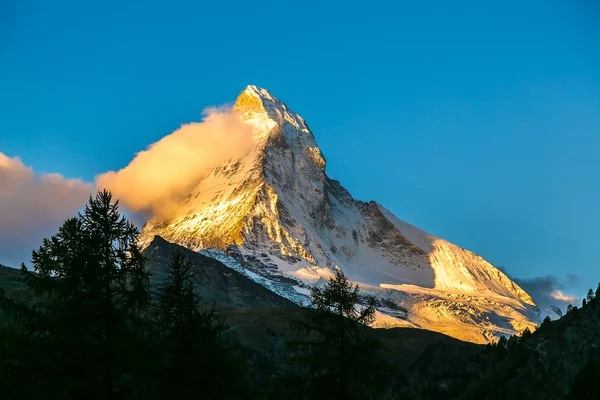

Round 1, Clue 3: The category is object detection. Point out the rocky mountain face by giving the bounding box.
[140,85,539,344]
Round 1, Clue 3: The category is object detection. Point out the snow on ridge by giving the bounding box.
[140,85,540,344]
[242,85,281,104]
[377,203,535,306]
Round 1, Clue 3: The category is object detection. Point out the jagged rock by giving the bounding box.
[140,85,538,343]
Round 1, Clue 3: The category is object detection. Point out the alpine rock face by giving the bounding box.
[140,85,539,344]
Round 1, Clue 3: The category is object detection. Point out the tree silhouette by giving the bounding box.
[586,288,595,303]
[153,251,249,399]
[271,269,393,400]
[567,304,574,314]
[0,190,151,399]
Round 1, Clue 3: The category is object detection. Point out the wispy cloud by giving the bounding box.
[550,290,578,303]
[510,272,580,318]
[0,107,259,267]
[95,107,256,220]
[0,152,92,267]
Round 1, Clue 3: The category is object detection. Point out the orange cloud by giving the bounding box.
[550,290,578,303]
[95,108,256,219]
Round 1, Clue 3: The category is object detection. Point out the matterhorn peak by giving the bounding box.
[233,85,326,171]
[233,85,272,117]
[239,85,281,103]
[233,85,311,137]
[233,85,286,115]
[140,86,539,344]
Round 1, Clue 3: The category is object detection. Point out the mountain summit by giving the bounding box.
[140,85,538,343]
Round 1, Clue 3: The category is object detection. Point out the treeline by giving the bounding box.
[408,285,600,400]
[0,191,394,399]
[0,191,249,399]
[3,190,599,400]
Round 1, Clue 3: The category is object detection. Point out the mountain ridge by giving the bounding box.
[139,85,539,343]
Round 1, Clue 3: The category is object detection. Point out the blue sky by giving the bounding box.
[1,1,599,300]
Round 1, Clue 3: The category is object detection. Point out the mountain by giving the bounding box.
[143,235,293,309]
[0,246,480,391]
[425,296,600,400]
[139,237,480,391]
[139,85,539,344]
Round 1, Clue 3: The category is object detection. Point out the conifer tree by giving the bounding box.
[0,190,151,399]
[153,251,249,399]
[586,288,595,303]
[567,304,574,313]
[271,269,393,400]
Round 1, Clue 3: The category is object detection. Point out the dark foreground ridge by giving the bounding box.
[143,235,294,309]
[0,236,478,398]
[141,235,479,393]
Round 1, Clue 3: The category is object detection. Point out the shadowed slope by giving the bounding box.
[139,85,538,343]
[143,235,293,309]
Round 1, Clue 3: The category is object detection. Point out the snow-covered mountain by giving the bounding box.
[140,85,539,344]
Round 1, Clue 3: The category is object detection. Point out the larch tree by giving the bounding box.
[153,251,250,400]
[271,269,393,400]
[0,190,151,400]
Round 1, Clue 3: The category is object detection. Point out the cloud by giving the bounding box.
[0,107,257,266]
[0,153,92,267]
[95,107,256,219]
[510,273,580,318]
[550,290,578,303]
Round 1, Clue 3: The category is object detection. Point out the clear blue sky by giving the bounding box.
[1,1,599,296]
